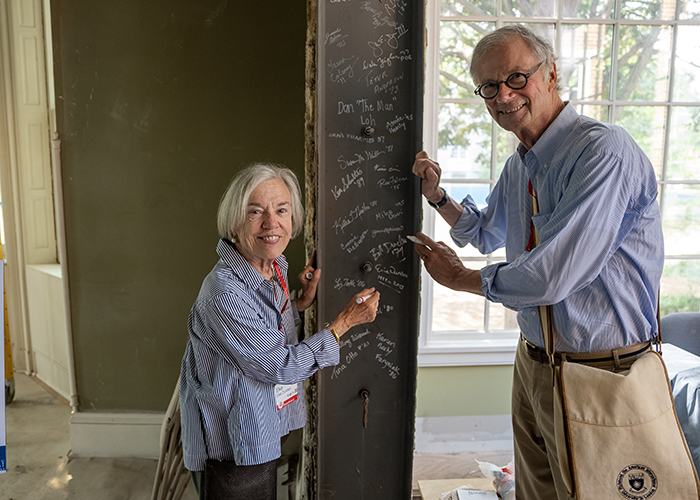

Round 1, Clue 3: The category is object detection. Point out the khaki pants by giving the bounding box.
[511,337,645,500]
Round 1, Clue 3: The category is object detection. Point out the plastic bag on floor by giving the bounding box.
[476,459,515,500]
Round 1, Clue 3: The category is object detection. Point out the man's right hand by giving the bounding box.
[412,151,443,204]
[413,233,484,296]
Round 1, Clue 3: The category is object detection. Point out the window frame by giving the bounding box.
[418,0,700,367]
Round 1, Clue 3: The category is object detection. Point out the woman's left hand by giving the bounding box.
[296,257,321,312]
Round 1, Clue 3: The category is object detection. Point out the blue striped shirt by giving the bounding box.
[451,103,664,353]
[179,239,340,470]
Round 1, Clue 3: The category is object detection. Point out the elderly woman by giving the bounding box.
[179,163,379,499]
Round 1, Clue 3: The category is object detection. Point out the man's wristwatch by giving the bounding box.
[427,188,449,209]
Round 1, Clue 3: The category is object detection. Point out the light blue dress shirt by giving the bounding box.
[180,239,339,470]
[450,103,664,353]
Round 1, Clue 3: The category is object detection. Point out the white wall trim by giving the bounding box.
[414,414,514,455]
[70,412,513,459]
[25,264,70,399]
[418,346,516,367]
[418,336,518,366]
[50,132,79,411]
[69,412,165,460]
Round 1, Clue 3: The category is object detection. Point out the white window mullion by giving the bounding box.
[418,0,441,354]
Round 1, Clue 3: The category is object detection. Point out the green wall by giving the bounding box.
[51,0,308,411]
[48,0,514,420]
[416,365,513,418]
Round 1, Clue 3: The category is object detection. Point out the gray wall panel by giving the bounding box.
[316,1,424,497]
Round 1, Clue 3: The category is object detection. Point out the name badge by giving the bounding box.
[274,384,298,411]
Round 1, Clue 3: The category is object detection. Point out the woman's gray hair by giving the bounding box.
[470,25,561,91]
[217,162,304,242]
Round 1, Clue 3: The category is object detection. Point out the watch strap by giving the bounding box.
[427,188,448,209]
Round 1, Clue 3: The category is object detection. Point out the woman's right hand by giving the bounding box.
[326,288,380,337]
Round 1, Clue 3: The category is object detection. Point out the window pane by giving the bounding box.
[502,0,555,18]
[575,104,611,122]
[433,212,474,255]
[667,107,700,180]
[617,25,672,102]
[437,103,492,179]
[495,126,519,175]
[432,282,485,331]
[444,183,490,208]
[434,184,491,258]
[562,0,616,18]
[439,21,494,99]
[503,22,556,47]
[433,186,508,260]
[488,302,519,331]
[673,26,700,102]
[661,260,700,316]
[614,106,666,178]
[662,184,700,256]
[560,24,614,101]
[621,0,675,20]
[680,0,700,19]
[491,246,506,259]
[442,0,497,16]
[430,0,700,349]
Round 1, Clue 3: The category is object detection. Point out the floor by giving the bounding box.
[1,373,513,499]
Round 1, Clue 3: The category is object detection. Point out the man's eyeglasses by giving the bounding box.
[474,61,544,100]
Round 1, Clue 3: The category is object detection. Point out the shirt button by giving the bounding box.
[532,311,537,316]
[544,163,548,168]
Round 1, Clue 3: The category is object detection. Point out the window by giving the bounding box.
[419,0,700,366]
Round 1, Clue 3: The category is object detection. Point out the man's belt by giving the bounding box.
[522,336,652,366]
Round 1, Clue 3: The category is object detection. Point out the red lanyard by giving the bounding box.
[273,262,290,334]
[526,179,538,252]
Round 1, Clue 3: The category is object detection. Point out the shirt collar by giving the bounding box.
[216,238,289,288]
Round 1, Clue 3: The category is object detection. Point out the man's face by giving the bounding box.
[473,38,559,148]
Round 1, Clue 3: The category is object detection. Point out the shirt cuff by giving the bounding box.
[449,198,479,247]
[303,329,340,369]
[480,261,531,311]
[480,262,501,301]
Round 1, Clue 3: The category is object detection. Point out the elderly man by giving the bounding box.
[412,25,663,499]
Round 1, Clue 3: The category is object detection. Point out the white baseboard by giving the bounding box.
[68,412,511,459]
[69,411,165,459]
[415,415,514,454]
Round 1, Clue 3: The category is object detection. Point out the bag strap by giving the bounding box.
[539,304,556,364]
[529,186,557,364]
[655,291,663,353]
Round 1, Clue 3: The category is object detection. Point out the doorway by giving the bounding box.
[0,0,73,403]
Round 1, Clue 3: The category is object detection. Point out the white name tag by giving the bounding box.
[274,384,298,411]
[457,491,498,499]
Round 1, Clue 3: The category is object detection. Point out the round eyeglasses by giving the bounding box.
[474,61,544,100]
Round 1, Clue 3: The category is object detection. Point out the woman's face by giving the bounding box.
[235,178,293,274]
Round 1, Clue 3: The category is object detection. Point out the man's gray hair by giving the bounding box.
[470,25,561,91]
[217,162,304,242]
